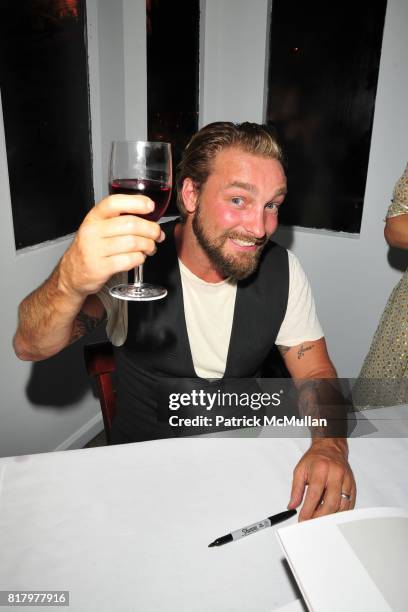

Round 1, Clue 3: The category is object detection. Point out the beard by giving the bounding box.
[192,204,269,281]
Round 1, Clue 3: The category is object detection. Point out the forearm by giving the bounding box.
[13,261,86,361]
[282,344,354,519]
[296,371,349,455]
[279,340,348,446]
[289,376,352,520]
[298,380,349,457]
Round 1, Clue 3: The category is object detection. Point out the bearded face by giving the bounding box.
[192,202,269,280]
[183,147,287,281]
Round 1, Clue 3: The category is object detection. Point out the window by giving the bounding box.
[0,0,94,249]
[266,0,387,233]
[146,0,200,216]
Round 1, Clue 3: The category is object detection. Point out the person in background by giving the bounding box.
[354,163,408,407]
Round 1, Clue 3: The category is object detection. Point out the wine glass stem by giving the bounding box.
[134,264,143,287]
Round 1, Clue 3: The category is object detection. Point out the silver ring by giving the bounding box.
[341,492,351,501]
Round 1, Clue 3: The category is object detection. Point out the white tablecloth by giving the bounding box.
[0,412,407,611]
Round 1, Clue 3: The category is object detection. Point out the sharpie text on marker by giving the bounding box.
[208,509,297,547]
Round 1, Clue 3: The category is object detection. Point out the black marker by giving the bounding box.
[208,509,297,547]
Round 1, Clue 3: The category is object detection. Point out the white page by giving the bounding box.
[277,507,408,612]
[338,516,408,612]
[271,600,307,612]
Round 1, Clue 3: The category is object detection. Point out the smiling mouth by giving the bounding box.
[232,238,256,246]
[229,237,265,249]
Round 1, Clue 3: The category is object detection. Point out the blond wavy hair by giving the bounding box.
[176,121,284,221]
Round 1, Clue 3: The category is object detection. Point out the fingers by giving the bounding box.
[60,195,167,295]
[76,211,164,269]
[288,465,307,510]
[339,494,352,512]
[298,461,328,521]
[89,194,155,220]
[300,465,356,521]
[105,251,148,275]
[290,444,357,522]
[339,473,357,512]
[310,463,344,519]
[102,235,158,258]
[100,214,165,242]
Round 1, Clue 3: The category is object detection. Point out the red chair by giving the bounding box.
[84,342,116,443]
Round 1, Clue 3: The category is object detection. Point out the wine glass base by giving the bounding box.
[109,283,168,302]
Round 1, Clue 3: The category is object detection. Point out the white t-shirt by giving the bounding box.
[97,251,323,378]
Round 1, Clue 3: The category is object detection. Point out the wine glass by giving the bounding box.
[108,140,172,301]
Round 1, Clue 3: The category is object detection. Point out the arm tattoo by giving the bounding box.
[70,310,105,344]
[297,343,314,360]
[297,379,348,438]
[297,380,320,415]
[277,345,291,356]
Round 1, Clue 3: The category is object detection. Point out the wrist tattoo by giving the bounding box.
[297,379,349,438]
[70,310,105,344]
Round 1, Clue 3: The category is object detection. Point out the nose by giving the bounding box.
[242,207,267,239]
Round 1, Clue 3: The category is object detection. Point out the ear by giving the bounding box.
[181,178,199,214]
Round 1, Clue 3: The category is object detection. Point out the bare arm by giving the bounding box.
[384,213,408,249]
[13,271,105,362]
[13,194,164,362]
[277,338,356,520]
[278,337,346,447]
[277,337,336,378]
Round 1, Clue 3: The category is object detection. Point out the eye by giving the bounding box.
[231,196,245,206]
[265,202,279,215]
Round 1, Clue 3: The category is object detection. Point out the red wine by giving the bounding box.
[109,178,171,221]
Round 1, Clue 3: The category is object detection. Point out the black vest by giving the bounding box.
[112,220,289,442]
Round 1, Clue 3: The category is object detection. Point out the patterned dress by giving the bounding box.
[353,164,408,408]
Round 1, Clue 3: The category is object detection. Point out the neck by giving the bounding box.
[175,218,226,283]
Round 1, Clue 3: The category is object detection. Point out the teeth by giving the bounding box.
[232,239,256,246]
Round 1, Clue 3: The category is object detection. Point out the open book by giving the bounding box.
[276,507,408,612]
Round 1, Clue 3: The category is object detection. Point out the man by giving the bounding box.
[13,122,356,521]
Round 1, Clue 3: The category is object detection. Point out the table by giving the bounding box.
[0,407,407,611]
